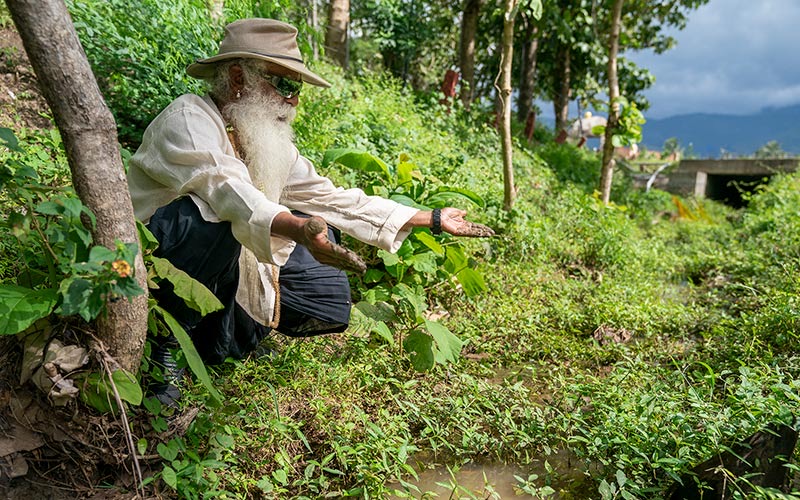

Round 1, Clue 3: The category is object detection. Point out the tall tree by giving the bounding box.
[516,10,539,123]
[7,0,148,372]
[498,0,520,211]
[459,0,484,110]
[325,0,350,68]
[598,0,623,204]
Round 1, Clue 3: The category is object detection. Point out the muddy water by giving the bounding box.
[388,451,595,499]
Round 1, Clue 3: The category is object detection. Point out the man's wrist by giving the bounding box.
[431,208,442,235]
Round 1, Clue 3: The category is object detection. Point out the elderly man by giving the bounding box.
[127,18,492,403]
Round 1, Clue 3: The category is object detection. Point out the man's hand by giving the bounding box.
[439,208,495,237]
[300,216,367,274]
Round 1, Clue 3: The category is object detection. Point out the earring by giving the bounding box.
[236,89,242,99]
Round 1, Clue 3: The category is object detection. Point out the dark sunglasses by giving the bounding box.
[264,74,303,99]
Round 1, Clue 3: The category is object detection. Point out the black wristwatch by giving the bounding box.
[431,208,442,235]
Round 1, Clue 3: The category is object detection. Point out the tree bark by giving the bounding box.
[517,15,539,123]
[459,0,483,110]
[599,0,624,204]
[552,42,571,132]
[7,0,148,373]
[498,0,518,211]
[325,0,350,69]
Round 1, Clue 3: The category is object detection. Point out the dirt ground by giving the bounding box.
[0,25,52,131]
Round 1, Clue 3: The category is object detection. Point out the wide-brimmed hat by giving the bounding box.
[186,18,331,88]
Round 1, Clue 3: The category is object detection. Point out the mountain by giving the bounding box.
[640,104,800,158]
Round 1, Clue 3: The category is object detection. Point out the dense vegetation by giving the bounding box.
[2,1,800,499]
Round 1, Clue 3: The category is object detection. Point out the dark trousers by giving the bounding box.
[147,197,351,365]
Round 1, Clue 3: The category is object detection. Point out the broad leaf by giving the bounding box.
[78,368,143,413]
[371,321,394,344]
[403,329,434,371]
[155,305,223,406]
[414,232,444,255]
[150,256,223,315]
[425,320,464,364]
[425,186,485,208]
[456,268,487,297]
[0,285,58,335]
[389,193,426,209]
[407,252,439,275]
[0,127,20,151]
[321,148,390,179]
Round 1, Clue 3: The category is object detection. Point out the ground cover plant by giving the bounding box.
[2,6,800,499]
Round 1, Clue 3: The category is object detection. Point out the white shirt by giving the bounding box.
[127,94,418,325]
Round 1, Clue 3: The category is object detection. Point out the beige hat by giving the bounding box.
[186,18,331,88]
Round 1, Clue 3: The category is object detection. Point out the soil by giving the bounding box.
[0,24,163,499]
[0,24,52,131]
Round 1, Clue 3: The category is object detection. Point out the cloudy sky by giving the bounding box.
[627,0,800,119]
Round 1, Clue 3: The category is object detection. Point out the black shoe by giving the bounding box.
[150,340,185,408]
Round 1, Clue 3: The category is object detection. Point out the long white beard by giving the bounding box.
[223,91,297,203]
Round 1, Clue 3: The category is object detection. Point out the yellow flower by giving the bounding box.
[111,260,131,278]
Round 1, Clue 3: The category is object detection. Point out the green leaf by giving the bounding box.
[137,438,148,456]
[456,268,487,297]
[414,232,444,255]
[0,285,58,335]
[407,252,439,275]
[371,321,394,344]
[111,369,143,405]
[155,305,223,406]
[424,319,463,364]
[363,268,385,284]
[150,256,223,315]
[157,442,179,461]
[354,301,396,322]
[403,330,434,371]
[88,245,117,264]
[396,161,414,185]
[425,186,485,208]
[136,220,160,253]
[77,368,142,413]
[389,193,426,209]
[0,127,21,151]
[162,466,178,489]
[321,148,391,179]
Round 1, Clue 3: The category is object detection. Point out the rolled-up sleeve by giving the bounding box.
[281,153,419,252]
[128,96,292,264]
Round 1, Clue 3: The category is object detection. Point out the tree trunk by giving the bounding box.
[325,0,350,69]
[516,15,539,123]
[553,42,571,132]
[498,0,518,211]
[7,0,148,373]
[459,0,483,110]
[599,0,624,204]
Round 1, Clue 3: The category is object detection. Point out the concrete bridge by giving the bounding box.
[662,158,799,207]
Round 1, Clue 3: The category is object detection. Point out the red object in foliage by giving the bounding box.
[441,70,459,98]
[555,129,568,144]
[524,111,536,141]
[577,137,586,148]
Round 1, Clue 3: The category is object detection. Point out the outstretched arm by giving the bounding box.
[401,208,495,237]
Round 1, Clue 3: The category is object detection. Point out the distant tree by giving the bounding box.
[754,140,791,159]
[325,0,350,68]
[516,6,539,122]
[459,0,485,110]
[598,0,624,204]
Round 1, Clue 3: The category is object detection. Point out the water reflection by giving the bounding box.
[388,452,593,499]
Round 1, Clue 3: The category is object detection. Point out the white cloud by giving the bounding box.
[627,0,800,118]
